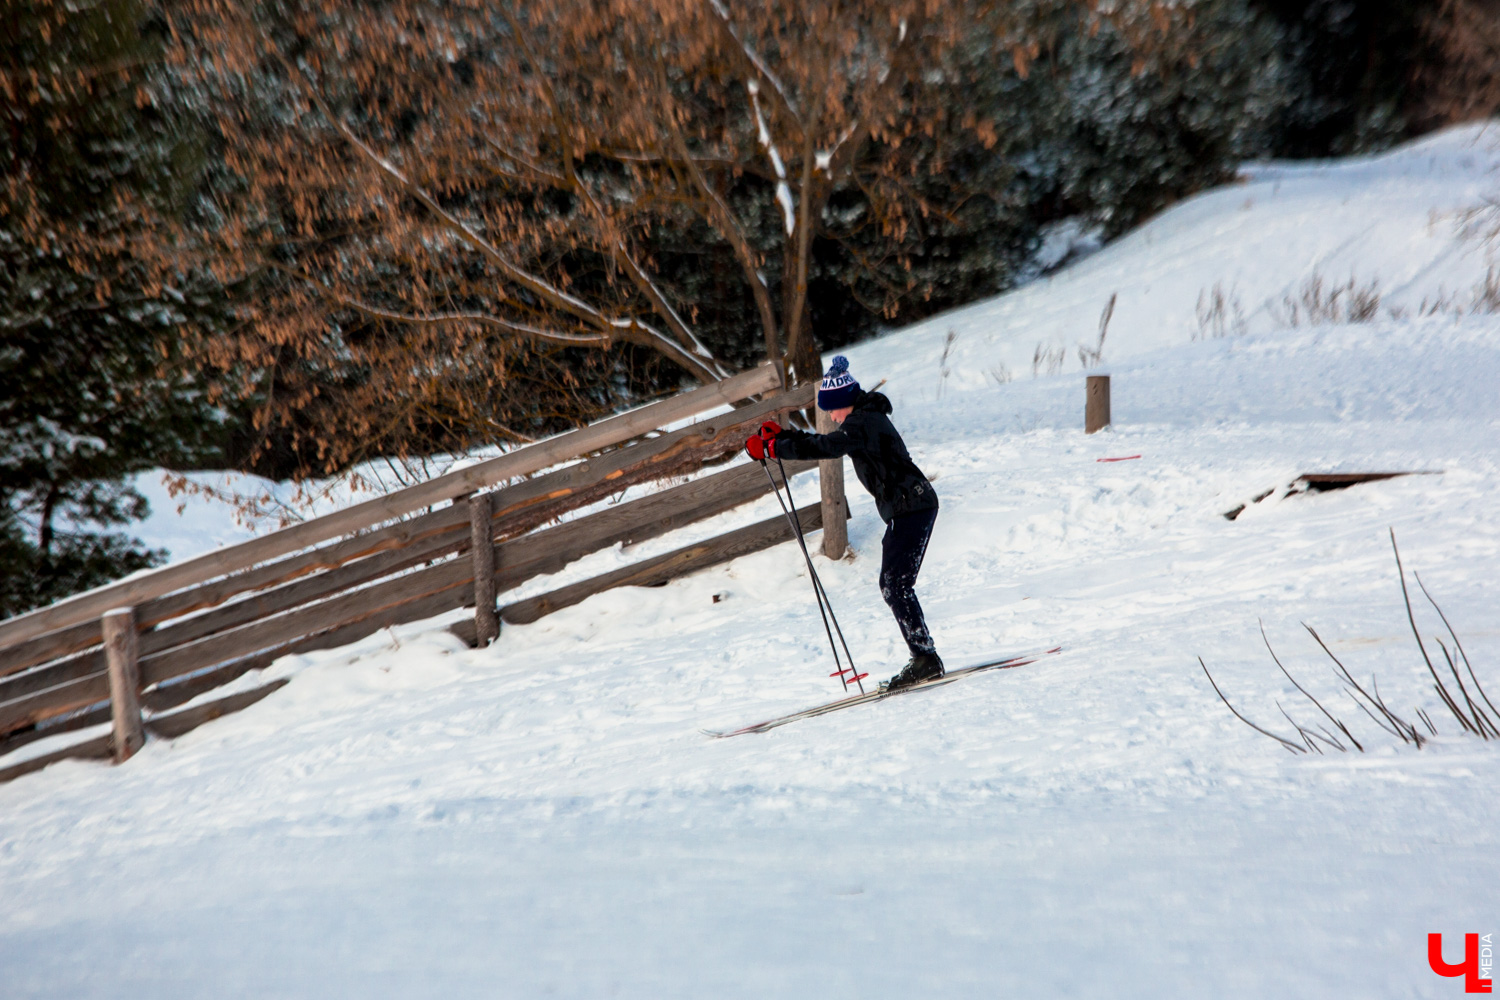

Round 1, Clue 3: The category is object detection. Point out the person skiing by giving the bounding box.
[745,356,942,692]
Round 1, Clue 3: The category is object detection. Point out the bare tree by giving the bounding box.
[161,0,1193,475]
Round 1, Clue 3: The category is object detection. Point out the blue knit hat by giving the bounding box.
[817,355,860,411]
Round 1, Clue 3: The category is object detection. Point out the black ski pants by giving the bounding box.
[880,505,938,657]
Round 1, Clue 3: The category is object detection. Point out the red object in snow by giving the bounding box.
[1097,455,1142,463]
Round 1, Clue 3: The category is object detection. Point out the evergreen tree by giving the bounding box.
[1254,0,1431,156]
[0,0,235,616]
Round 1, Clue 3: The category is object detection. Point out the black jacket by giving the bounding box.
[775,390,937,523]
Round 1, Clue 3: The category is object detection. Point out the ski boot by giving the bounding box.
[881,652,944,693]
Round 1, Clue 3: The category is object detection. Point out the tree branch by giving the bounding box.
[498,10,723,372]
[283,58,723,383]
[335,297,611,348]
[782,121,818,368]
[706,0,803,131]
[655,64,782,366]
[597,148,769,179]
[825,9,929,183]
[481,137,569,187]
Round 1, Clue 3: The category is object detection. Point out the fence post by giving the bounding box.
[469,492,499,647]
[1085,374,1111,434]
[101,607,144,763]
[815,407,849,559]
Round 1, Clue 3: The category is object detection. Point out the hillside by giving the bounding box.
[3,124,1500,998]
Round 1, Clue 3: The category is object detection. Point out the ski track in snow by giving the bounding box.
[4,124,1500,998]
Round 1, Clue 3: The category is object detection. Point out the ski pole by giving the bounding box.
[759,459,856,692]
[773,454,858,680]
[759,458,864,694]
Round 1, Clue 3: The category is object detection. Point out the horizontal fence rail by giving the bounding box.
[0,368,846,781]
[0,364,783,651]
[500,502,823,625]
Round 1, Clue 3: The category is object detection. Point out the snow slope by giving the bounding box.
[4,124,1500,998]
[882,121,1500,393]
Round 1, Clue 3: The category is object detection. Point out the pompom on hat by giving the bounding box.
[816,356,861,411]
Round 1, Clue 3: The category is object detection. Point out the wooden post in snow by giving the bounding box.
[816,407,848,559]
[1085,375,1111,434]
[101,607,144,763]
[469,492,499,647]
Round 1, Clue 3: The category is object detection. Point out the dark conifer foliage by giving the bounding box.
[0,0,235,615]
[762,1,1297,351]
[1253,0,1432,156]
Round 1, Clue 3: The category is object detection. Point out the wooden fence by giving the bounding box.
[0,364,848,783]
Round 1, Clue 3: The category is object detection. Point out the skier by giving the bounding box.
[745,356,942,692]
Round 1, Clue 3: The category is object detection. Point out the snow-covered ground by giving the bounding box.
[4,125,1500,998]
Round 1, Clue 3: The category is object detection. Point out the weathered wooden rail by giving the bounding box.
[0,364,850,782]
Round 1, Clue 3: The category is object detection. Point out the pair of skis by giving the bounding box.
[703,645,1062,738]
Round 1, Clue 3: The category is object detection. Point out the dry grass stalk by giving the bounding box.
[1269,273,1383,328]
[1078,291,1115,369]
[1202,531,1497,754]
[1194,282,1247,340]
[1032,343,1065,377]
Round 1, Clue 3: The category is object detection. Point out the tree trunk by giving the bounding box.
[38,483,59,558]
[780,243,822,386]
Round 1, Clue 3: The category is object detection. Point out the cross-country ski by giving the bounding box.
[704,646,1063,737]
